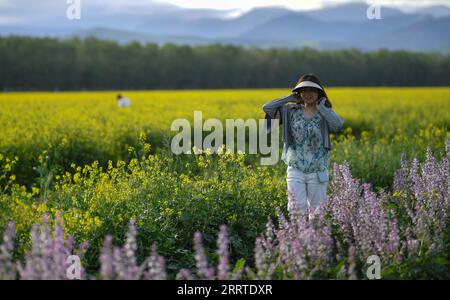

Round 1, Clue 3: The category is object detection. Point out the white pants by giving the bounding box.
[286,166,328,213]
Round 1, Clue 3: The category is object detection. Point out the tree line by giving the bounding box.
[0,35,449,91]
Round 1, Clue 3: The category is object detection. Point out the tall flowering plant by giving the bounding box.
[0,146,448,279]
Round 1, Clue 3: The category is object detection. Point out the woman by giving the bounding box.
[262,74,344,213]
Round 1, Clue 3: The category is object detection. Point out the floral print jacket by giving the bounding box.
[285,106,329,173]
[262,93,344,164]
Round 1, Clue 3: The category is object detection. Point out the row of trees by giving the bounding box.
[0,35,449,90]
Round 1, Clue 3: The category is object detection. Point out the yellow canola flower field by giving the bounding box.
[0,87,449,188]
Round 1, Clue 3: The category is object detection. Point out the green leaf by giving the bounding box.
[232,258,246,274]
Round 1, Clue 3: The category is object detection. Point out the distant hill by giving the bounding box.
[75,27,211,46]
[304,2,404,22]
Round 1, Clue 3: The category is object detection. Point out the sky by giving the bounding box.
[158,0,450,11]
[1,0,449,25]
[1,0,450,11]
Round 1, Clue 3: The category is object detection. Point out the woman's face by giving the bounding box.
[299,87,319,105]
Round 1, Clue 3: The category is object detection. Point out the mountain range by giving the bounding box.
[1,2,449,53]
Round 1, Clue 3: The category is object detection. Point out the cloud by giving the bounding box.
[0,0,12,6]
[1,0,449,26]
[160,0,450,10]
[159,0,323,11]
[0,16,24,25]
[0,0,175,26]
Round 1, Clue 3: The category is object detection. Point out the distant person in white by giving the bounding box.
[117,94,131,107]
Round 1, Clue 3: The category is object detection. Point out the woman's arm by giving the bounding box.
[262,93,295,134]
[264,110,281,134]
[316,98,344,132]
[262,93,296,118]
